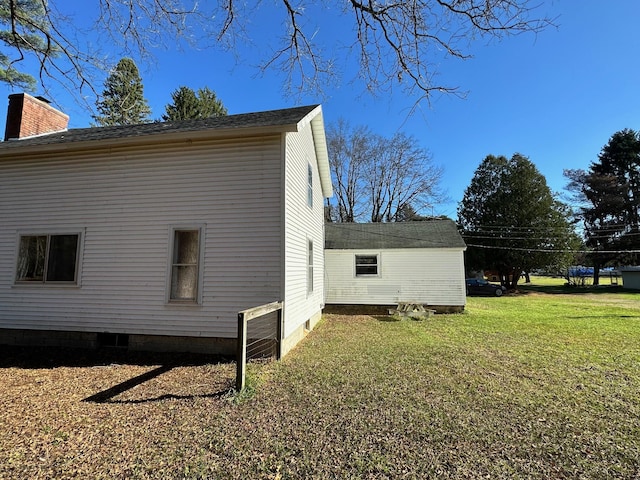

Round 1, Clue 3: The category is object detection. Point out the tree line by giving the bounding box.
[458,130,640,288]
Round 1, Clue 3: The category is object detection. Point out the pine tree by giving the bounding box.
[93,58,151,126]
[195,87,227,118]
[162,86,199,121]
[162,86,227,121]
[565,129,640,279]
[0,0,55,90]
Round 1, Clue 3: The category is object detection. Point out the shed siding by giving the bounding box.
[325,248,466,306]
[0,135,283,338]
[283,124,325,338]
[621,271,640,290]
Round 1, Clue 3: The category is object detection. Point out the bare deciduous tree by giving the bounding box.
[366,132,444,222]
[327,120,444,222]
[326,120,369,222]
[1,0,553,106]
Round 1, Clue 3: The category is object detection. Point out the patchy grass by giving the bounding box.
[2,291,640,479]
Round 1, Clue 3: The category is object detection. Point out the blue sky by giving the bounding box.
[2,1,639,218]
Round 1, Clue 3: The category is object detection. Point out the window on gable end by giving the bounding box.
[307,162,313,208]
[307,240,314,294]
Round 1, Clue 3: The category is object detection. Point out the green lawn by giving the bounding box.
[239,290,640,478]
[522,273,623,289]
[2,288,640,478]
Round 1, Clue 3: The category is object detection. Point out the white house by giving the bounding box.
[324,221,467,312]
[0,93,332,356]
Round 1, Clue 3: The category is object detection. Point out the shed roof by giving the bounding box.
[325,220,467,250]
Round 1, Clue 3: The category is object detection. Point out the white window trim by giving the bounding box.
[354,253,380,278]
[13,229,85,288]
[166,225,205,305]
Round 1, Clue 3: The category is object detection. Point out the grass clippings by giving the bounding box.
[1,286,640,479]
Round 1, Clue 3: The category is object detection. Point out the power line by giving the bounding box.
[466,243,640,254]
[461,232,640,241]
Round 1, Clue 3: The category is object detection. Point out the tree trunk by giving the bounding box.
[593,263,600,286]
[509,272,519,290]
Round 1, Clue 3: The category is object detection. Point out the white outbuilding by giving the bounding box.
[324,220,467,312]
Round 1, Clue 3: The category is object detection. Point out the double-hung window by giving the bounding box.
[169,228,201,303]
[307,163,313,208]
[355,254,379,276]
[15,233,81,284]
[307,240,314,294]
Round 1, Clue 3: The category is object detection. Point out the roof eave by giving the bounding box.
[301,106,333,199]
[0,123,301,158]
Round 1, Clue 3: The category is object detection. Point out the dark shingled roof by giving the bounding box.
[325,220,466,250]
[0,104,320,150]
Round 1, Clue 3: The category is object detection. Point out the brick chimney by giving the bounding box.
[4,93,69,141]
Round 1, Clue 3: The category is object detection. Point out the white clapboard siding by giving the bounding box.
[0,135,285,338]
[325,248,466,306]
[283,124,326,337]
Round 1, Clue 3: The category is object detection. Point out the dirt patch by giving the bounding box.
[0,346,236,479]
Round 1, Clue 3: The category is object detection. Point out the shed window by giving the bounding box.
[170,229,200,302]
[355,254,378,276]
[16,234,80,283]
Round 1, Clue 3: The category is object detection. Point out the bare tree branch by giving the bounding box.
[0,0,555,109]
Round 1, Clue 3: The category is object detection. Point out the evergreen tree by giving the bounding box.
[194,87,227,118]
[564,129,640,280]
[459,153,578,288]
[0,0,56,90]
[163,86,199,121]
[93,58,151,126]
[162,86,227,121]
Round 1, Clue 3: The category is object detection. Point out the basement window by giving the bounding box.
[355,254,379,276]
[15,233,80,284]
[97,332,129,348]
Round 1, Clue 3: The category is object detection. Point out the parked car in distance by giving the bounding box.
[465,278,507,297]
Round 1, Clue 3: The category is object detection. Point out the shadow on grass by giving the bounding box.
[517,284,626,295]
[374,315,434,323]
